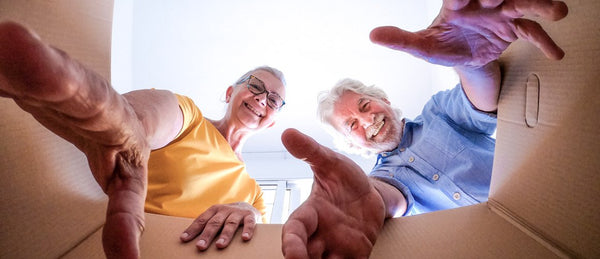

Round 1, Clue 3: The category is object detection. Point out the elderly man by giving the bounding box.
[280,0,568,258]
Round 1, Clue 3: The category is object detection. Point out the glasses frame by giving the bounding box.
[242,75,286,110]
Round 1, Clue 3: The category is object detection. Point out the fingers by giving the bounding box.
[180,207,215,244]
[190,208,226,251]
[503,0,568,21]
[241,213,258,241]
[446,0,504,10]
[444,0,470,10]
[181,203,258,251]
[479,0,504,8]
[281,205,319,259]
[102,152,147,259]
[514,19,565,60]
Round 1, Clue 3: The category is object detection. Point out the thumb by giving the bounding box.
[281,128,365,182]
[369,26,422,54]
[281,128,331,167]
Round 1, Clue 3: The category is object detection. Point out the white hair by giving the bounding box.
[317,78,402,157]
[234,66,286,87]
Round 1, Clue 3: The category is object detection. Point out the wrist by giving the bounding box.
[370,178,407,219]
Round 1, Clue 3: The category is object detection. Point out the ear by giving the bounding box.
[225,86,234,103]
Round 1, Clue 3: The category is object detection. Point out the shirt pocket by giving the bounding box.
[427,117,466,155]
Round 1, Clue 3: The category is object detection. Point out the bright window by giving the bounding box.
[257,179,312,224]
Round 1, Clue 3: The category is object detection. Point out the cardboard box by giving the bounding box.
[0,0,598,258]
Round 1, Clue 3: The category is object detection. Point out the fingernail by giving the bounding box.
[217,238,225,245]
[242,232,250,239]
[197,240,206,248]
[180,232,189,239]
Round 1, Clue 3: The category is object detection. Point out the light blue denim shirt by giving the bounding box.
[370,84,497,216]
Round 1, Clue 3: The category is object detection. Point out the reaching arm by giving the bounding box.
[281,129,406,258]
[369,0,567,110]
[455,61,501,112]
[0,21,182,258]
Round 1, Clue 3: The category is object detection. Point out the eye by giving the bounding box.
[360,101,370,112]
[249,83,263,92]
[268,96,279,105]
[348,120,357,133]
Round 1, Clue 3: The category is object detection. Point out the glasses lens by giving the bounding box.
[267,95,284,109]
[247,75,285,110]
[247,76,265,95]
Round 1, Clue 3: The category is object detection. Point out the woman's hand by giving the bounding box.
[180,202,261,250]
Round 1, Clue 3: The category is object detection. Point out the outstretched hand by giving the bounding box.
[0,22,147,258]
[370,0,568,67]
[280,129,386,259]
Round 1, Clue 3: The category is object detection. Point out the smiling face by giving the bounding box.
[226,69,286,131]
[330,90,403,153]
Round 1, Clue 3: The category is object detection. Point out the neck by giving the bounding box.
[208,118,252,160]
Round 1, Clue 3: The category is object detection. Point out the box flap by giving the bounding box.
[67,205,561,259]
[492,0,600,257]
[65,213,285,259]
[372,203,559,258]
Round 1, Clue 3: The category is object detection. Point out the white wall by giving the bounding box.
[111,0,456,179]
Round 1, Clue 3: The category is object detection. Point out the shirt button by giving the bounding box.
[408,156,415,163]
[432,174,439,181]
[453,192,461,200]
[399,148,406,152]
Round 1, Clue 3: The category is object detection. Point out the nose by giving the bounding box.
[359,113,375,129]
[254,92,267,107]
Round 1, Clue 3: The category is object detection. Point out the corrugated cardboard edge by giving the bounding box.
[491,0,600,258]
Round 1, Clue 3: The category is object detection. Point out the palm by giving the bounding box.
[281,129,385,258]
[370,0,568,67]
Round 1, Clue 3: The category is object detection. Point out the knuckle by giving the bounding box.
[193,217,209,226]
[207,217,224,227]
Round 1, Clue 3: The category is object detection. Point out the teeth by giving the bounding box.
[372,120,384,136]
[245,103,262,117]
[367,115,385,139]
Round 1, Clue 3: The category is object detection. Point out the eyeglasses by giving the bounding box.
[242,75,286,110]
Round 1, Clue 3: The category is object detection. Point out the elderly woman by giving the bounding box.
[0,21,285,258]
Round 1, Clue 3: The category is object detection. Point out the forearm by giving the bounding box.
[370,178,407,218]
[455,61,501,112]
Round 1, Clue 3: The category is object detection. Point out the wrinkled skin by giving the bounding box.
[281,129,385,259]
[0,22,148,258]
[281,0,567,258]
[369,0,567,68]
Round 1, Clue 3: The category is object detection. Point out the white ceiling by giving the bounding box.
[111,0,457,174]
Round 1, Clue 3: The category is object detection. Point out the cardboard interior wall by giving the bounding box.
[0,0,598,259]
[0,0,112,258]
[491,0,600,256]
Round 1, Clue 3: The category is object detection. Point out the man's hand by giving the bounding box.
[369,0,568,67]
[180,202,261,251]
[0,21,148,258]
[280,129,386,259]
